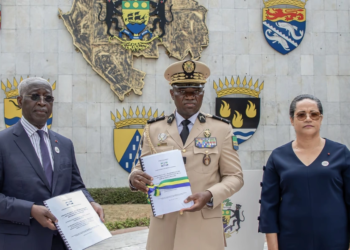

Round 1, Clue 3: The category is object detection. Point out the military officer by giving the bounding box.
[129,60,243,250]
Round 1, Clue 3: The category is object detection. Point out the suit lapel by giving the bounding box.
[184,119,204,149]
[166,120,184,149]
[49,130,61,195]
[12,122,51,192]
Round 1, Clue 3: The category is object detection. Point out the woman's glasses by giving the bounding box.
[295,111,322,121]
[24,94,54,103]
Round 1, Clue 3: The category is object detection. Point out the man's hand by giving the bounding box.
[130,170,153,194]
[180,191,212,213]
[91,202,105,223]
[31,205,57,230]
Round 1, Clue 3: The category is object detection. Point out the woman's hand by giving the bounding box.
[266,233,279,250]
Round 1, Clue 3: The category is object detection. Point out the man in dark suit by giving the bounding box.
[0,77,104,250]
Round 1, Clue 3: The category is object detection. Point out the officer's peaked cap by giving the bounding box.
[164,60,210,86]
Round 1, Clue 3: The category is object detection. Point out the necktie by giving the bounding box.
[37,130,53,187]
[180,120,191,145]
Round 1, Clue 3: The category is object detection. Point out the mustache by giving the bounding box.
[34,109,48,112]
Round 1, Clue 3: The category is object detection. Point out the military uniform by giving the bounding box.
[129,60,243,250]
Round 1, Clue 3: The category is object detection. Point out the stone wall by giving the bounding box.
[0,0,349,188]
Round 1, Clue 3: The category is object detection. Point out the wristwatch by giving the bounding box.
[206,196,214,208]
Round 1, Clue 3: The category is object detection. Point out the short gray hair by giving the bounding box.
[289,94,323,119]
[18,77,52,96]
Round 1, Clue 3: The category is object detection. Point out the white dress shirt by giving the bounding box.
[21,117,54,170]
[175,111,199,134]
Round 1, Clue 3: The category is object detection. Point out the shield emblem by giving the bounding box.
[111,107,164,173]
[122,1,150,36]
[216,98,260,144]
[214,77,264,145]
[262,0,307,55]
[114,128,143,172]
[1,78,55,129]
[4,98,23,128]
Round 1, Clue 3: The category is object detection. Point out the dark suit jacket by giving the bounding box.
[0,122,94,250]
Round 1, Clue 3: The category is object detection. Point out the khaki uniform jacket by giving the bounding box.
[130,113,243,250]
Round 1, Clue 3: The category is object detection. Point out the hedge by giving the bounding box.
[105,217,150,231]
[87,187,148,205]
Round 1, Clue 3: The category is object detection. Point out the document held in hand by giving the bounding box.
[140,149,194,216]
[44,190,111,250]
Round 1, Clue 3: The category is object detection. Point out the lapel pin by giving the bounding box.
[328,153,330,156]
[55,147,60,154]
[322,161,329,167]
[55,140,58,143]
[158,133,167,142]
[204,129,211,138]
[157,133,168,146]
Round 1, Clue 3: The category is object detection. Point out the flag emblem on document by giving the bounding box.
[262,0,308,54]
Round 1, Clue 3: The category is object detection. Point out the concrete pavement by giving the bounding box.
[87,229,148,250]
[86,228,268,250]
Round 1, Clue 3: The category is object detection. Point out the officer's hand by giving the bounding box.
[91,202,105,223]
[130,170,153,194]
[31,205,57,231]
[180,191,212,213]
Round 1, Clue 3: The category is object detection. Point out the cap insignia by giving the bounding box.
[183,61,196,74]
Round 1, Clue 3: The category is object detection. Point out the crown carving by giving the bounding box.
[213,77,264,98]
[111,107,164,129]
[1,78,21,98]
[263,0,308,8]
[1,77,57,99]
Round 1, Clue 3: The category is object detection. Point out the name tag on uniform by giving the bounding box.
[195,138,217,148]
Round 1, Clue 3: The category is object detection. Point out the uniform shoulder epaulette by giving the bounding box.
[147,116,165,124]
[197,113,206,123]
[167,114,175,124]
[211,115,230,124]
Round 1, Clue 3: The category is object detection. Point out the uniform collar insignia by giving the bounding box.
[167,114,175,124]
[198,113,206,123]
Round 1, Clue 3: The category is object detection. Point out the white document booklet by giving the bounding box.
[140,149,194,216]
[44,190,111,250]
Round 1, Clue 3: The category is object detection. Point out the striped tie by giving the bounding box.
[37,130,53,187]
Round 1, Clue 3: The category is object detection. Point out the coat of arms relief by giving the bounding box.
[59,0,209,101]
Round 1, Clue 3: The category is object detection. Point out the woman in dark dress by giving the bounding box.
[259,94,350,250]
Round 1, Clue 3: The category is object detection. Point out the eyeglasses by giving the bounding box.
[24,94,54,103]
[294,111,322,121]
[174,89,204,96]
